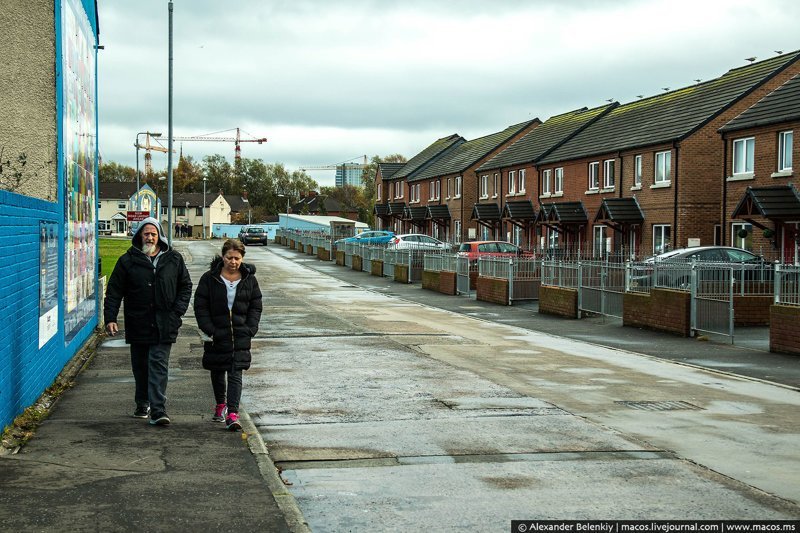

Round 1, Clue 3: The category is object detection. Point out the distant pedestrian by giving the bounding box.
[193,239,263,431]
[104,217,193,425]
[174,223,181,239]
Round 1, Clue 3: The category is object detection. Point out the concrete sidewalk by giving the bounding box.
[0,321,304,531]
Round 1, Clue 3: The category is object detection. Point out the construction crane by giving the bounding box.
[299,155,369,187]
[134,133,174,176]
[171,128,267,162]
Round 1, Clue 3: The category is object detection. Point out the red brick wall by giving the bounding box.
[733,295,772,326]
[395,264,410,283]
[352,255,362,271]
[539,286,578,318]
[623,289,691,336]
[371,260,383,277]
[440,271,457,295]
[318,248,331,261]
[422,270,440,292]
[336,250,345,266]
[770,304,800,354]
[476,276,509,305]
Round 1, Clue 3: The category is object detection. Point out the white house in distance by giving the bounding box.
[97,182,233,237]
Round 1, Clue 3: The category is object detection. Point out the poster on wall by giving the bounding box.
[62,0,97,343]
[39,222,59,348]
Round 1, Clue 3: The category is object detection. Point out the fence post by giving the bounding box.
[690,262,697,335]
[774,264,781,305]
[508,258,514,306]
[577,261,583,317]
[625,261,631,293]
[728,266,735,343]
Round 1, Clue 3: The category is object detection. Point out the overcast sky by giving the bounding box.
[97,0,800,187]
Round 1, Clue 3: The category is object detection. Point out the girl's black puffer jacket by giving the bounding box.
[193,256,263,371]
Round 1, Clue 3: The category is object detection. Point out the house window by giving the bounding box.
[455,176,462,198]
[454,219,462,243]
[634,155,642,187]
[554,167,563,193]
[196,207,203,216]
[429,181,435,200]
[655,151,671,183]
[589,162,600,190]
[548,228,559,249]
[653,224,671,254]
[542,169,551,194]
[377,183,382,201]
[176,207,186,216]
[603,159,615,188]
[593,225,607,258]
[493,173,499,197]
[733,137,754,175]
[508,171,516,194]
[161,207,167,215]
[446,178,451,199]
[779,130,793,172]
[435,180,440,200]
[118,202,127,209]
[518,169,526,193]
[731,222,753,251]
[480,175,489,198]
[99,220,111,232]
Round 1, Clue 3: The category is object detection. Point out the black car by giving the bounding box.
[238,226,269,246]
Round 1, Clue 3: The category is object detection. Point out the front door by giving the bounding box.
[783,222,799,264]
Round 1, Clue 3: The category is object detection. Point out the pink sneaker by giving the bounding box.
[225,412,241,431]
[212,403,227,422]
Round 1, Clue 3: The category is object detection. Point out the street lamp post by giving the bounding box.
[134,131,161,211]
[202,177,207,239]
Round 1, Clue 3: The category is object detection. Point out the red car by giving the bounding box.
[456,241,529,262]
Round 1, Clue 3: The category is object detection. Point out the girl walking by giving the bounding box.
[194,239,263,430]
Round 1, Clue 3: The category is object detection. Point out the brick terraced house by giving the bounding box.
[721,73,800,264]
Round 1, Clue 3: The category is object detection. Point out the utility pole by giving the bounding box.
[166,0,174,245]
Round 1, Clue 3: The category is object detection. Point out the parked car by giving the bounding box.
[334,230,395,246]
[389,234,451,251]
[238,225,269,246]
[456,241,529,265]
[629,246,771,289]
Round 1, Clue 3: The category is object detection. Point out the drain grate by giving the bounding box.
[615,400,702,411]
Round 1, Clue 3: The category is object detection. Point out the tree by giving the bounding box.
[202,154,235,196]
[172,155,203,193]
[99,161,136,183]
[360,154,407,227]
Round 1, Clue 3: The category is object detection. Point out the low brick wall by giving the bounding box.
[289,239,296,249]
[318,248,330,261]
[422,270,440,292]
[539,286,578,318]
[298,244,305,253]
[733,295,772,326]
[623,289,691,337]
[335,250,345,266]
[371,260,383,277]
[770,305,800,354]
[395,264,409,283]
[307,246,315,256]
[477,277,509,305]
[469,270,478,290]
[353,255,363,271]
[440,271,457,295]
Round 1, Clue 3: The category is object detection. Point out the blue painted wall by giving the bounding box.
[0,0,99,429]
[212,223,279,240]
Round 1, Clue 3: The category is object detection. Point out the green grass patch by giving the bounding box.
[98,237,130,279]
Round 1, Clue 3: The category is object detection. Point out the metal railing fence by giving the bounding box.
[775,264,800,306]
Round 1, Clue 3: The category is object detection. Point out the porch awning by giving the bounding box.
[594,197,644,224]
[502,200,537,220]
[543,201,588,225]
[387,202,406,216]
[427,204,451,220]
[732,185,800,220]
[471,203,502,221]
[404,206,429,221]
[374,203,389,217]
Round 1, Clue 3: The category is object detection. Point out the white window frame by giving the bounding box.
[428,181,434,201]
[603,159,615,189]
[778,130,793,172]
[554,167,563,193]
[518,169,526,193]
[446,178,451,199]
[655,151,671,183]
[593,225,607,258]
[377,183,382,201]
[733,137,754,175]
[731,222,753,251]
[493,173,499,198]
[480,175,489,199]
[542,169,551,194]
[634,155,642,187]
[454,176,462,198]
[588,162,600,190]
[118,202,127,209]
[454,219,462,244]
[653,224,671,254]
[435,179,440,200]
[508,170,516,195]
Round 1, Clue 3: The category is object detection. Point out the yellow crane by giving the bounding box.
[134,133,174,177]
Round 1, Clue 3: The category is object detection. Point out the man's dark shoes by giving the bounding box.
[133,403,150,419]
[149,412,171,426]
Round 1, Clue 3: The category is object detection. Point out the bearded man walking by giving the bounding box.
[104,217,192,425]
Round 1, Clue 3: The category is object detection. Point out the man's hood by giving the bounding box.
[131,217,170,251]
